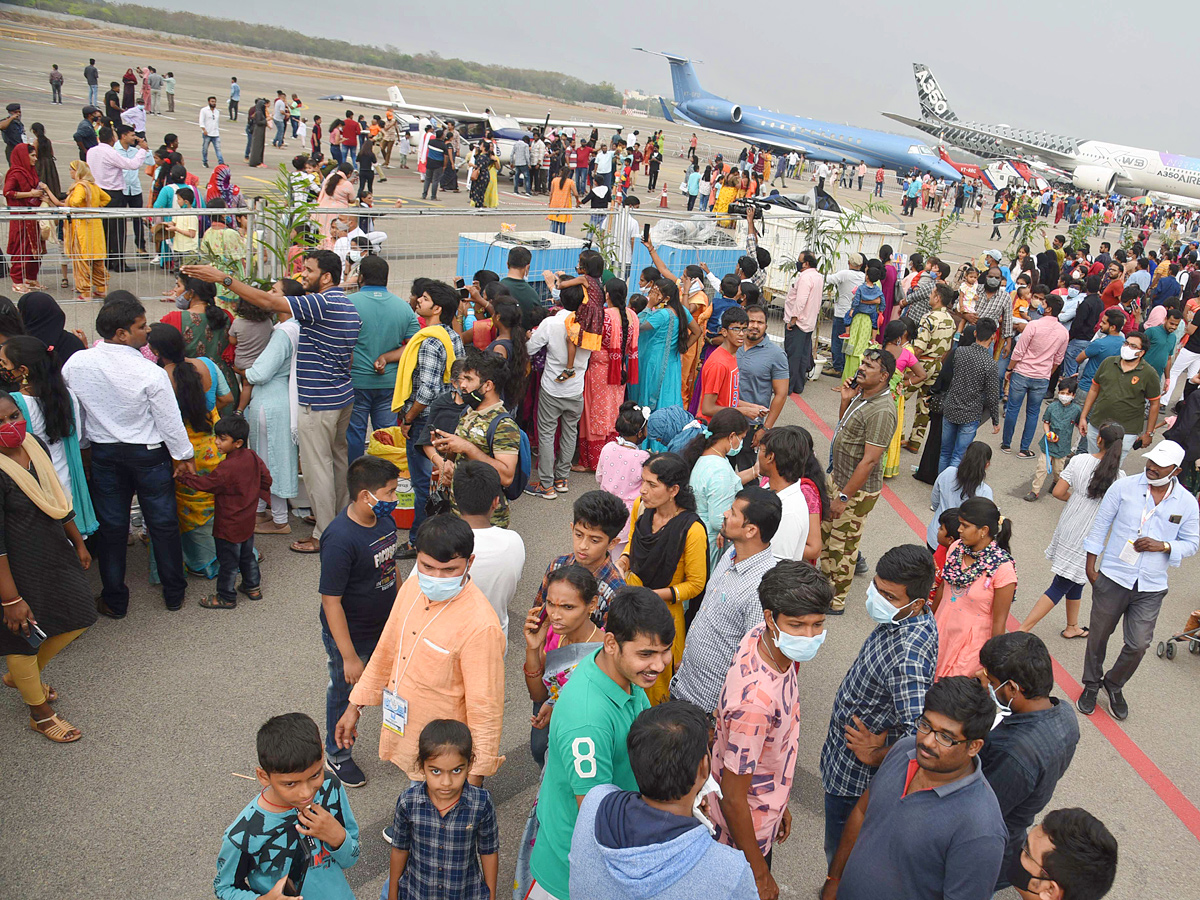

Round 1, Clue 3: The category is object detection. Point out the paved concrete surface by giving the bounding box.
[1,14,1198,900]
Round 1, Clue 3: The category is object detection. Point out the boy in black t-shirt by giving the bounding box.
[319,456,400,788]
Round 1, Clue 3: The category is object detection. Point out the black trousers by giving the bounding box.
[647,168,659,192]
[104,191,127,266]
[784,325,813,394]
[228,99,238,120]
[126,192,145,251]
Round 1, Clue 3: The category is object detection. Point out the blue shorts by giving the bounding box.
[1044,574,1084,605]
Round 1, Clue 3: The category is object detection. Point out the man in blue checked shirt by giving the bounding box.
[819,544,938,865]
[1078,439,1199,721]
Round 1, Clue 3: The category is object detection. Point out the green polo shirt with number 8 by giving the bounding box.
[529,648,649,900]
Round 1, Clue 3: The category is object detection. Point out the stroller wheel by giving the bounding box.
[1157,641,1166,658]
[1190,640,1200,655]
[1166,641,1177,660]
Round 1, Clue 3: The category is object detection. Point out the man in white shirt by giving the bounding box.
[86,124,148,272]
[198,95,224,168]
[784,250,824,393]
[525,279,591,499]
[757,426,816,563]
[62,295,195,618]
[816,161,831,189]
[453,461,525,653]
[531,133,547,193]
[608,195,640,280]
[823,252,866,377]
[120,97,146,137]
[271,91,288,148]
[594,144,615,188]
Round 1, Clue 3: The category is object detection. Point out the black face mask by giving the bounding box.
[1006,853,1034,893]
[461,389,485,410]
[0,367,20,389]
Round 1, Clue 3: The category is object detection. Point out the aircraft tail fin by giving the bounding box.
[912,64,958,122]
[387,86,405,106]
[658,97,676,124]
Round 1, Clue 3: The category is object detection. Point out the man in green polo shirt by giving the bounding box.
[346,256,419,464]
[527,586,675,900]
[499,245,545,330]
[1079,330,1161,464]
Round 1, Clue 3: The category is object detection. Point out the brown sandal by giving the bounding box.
[3,672,56,702]
[29,713,82,743]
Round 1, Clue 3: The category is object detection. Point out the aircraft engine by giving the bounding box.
[687,99,742,124]
[1071,165,1118,193]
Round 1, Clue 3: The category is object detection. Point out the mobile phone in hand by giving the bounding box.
[643,223,651,243]
[25,623,47,650]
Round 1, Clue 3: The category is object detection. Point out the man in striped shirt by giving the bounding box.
[182,251,361,553]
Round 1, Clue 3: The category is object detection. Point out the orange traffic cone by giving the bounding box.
[659,184,669,208]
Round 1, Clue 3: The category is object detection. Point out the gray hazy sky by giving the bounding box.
[143,0,1192,152]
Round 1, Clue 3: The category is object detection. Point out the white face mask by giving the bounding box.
[989,681,1014,730]
[1146,468,1176,487]
[1119,345,1140,361]
[1057,393,1074,405]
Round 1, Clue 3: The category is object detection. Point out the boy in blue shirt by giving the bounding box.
[215,713,360,900]
[1026,375,1081,502]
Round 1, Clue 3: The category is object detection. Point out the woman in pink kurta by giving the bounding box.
[932,497,1016,679]
[315,163,357,244]
[577,285,638,470]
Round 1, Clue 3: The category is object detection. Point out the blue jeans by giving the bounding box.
[346,388,398,466]
[830,325,845,371]
[321,627,375,762]
[342,144,357,167]
[939,419,980,473]
[90,443,186,612]
[1087,422,1138,464]
[88,84,99,106]
[515,165,532,194]
[574,168,587,194]
[243,130,252,160]
[422,166,441,199]
[201,134,224,166]
[1061,337,1089,379]
[272,119,286,147]
[214,536,259,603]
[549,220,566,235]
[1003,372,1049,452]
[330,143,343,165]
[596,170,612,188]
[825,792,860,867]
[405,414,433,540]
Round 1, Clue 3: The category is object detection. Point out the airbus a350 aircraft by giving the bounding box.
[883,64,1200,201]
[317,86,617,169]
[639,50,961,181]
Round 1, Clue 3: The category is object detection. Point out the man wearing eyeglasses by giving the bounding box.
[1078,328,1160,464]
[821,677,1006,900]
[696,306,769,425]
[1005,808,1118,900]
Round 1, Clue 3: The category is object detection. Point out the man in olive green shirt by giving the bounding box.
[1080,331,1160,465]
[500,245,544,329]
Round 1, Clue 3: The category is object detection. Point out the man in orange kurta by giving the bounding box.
[340,519,506,782]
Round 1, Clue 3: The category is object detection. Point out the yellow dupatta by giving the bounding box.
[0,434,72,520]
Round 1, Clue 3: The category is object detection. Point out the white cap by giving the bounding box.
[985,248,1003,262]
[1144,440,1185,469]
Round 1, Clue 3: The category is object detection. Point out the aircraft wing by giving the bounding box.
[883,111,1079,170]
[662,100,859,163]
[521,116,621,130]
[318,93,489,122]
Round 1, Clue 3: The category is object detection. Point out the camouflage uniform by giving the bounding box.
[906,309,956,448]
[820,477,881,610]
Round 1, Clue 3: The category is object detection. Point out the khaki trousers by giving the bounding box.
[297,404,352,540]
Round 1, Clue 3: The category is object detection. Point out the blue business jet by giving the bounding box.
[640,50,961,181]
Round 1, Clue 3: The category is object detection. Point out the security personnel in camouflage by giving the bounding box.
[819,349,897,612]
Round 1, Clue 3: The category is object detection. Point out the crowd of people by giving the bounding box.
[7,63,1200,900]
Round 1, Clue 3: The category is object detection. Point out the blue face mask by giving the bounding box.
[726,436,743,458]
[865,582,919,625]
[368,491,398,520]
[417,569,468,604]
[770,616,826,662]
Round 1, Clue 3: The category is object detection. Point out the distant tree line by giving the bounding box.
[13,0,623,106]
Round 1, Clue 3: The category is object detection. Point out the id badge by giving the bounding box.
[382,689,408,736]
[1119,540,1141,565]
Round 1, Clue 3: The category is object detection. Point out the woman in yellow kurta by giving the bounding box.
[680,281,711,407]
[712,165,738,227]
[618,453,708,705]
[43,161,109,300]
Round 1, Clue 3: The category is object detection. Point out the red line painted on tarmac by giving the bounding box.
[789,390,1200,844]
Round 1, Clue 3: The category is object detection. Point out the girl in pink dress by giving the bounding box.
[596,402,649,559]
[932,497,1016,679]
[577,280,639,470]
[880,320,926,479]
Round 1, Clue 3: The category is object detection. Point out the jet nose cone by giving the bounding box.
[932,160,962,181]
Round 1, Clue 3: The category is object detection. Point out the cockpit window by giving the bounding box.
[909,144,937,156]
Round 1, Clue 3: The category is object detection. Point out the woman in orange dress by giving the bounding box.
[546,169,578,235]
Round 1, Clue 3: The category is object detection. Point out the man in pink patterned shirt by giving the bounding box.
[708,560,834,900]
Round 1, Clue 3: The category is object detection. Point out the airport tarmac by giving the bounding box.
[1,14,1197,900]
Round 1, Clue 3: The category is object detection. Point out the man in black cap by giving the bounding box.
[74,106,102,160]
[1,103,24,162]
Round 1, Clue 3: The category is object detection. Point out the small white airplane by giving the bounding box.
[318,86,621,171]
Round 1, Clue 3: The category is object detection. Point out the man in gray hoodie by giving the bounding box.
[568,700,757,900]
